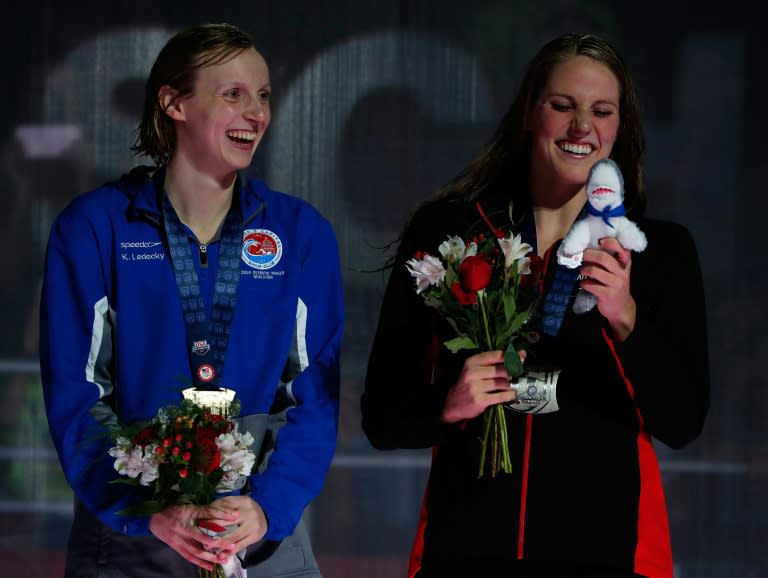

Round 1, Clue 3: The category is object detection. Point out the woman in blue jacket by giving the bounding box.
[40,23,344,578]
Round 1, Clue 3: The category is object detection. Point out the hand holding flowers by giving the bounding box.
[405,204,541,478]
[108,396,256,578]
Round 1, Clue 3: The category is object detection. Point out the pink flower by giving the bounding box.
[406,254,446,293]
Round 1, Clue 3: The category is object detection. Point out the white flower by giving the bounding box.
[108,437,132,473]
[406,254,446,293]
[517,256,532,275]
[217,470,248,492]
[136,445,161,486]
[438,235,466,263]
[223,446,256,475]
[108,437,160,486]
[215,426,256,492]
[463,241,478,260]
[498,233,532,270]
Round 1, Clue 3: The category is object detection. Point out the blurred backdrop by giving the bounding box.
[0,1,764,576]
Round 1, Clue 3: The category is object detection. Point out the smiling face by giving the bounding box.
[163,47,271,178]
[526,55,621,199]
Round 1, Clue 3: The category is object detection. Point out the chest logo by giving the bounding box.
[242,229,283,270]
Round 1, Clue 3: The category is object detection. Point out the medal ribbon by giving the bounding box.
[519,207,582,337]
[162,193,243,390]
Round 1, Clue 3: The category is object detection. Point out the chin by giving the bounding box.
[225,153,256,171]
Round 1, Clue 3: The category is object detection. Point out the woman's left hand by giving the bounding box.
[198,495,269,554]
[579,237,636,341]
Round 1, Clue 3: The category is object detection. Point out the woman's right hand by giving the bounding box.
[441,350,519,423]
[149,504,238,571]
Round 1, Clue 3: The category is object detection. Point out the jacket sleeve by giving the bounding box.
[39,198,151,535]
[613,220,710,448]
[248,213,344,541]
[362,209,456,450]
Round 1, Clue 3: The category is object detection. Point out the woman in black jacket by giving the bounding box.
[361,33,709,578]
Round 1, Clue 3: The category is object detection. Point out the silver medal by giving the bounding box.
[507,367,560,414]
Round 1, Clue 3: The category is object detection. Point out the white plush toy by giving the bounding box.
[556,158,647,313]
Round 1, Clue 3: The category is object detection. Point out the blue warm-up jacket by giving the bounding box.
[40,167,344,542]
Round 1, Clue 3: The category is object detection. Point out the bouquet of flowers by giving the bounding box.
[405,204,541,478]
[107,394,256,578]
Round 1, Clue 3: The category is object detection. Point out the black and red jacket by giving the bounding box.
[362,193,709,578]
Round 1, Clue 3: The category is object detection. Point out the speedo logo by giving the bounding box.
[120,241,162,249]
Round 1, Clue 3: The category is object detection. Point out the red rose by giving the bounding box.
[195,427,218,445]
[198,447,221,473]
[451,281,477,305]
[459,255,492,292]
[195,428,221,473]
[204,413,225,425]
[132,426,156,448]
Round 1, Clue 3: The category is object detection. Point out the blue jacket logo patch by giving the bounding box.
[242,229,282,270]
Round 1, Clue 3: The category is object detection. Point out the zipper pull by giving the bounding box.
[199,242,208,266]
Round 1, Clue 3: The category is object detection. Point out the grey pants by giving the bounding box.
[65,498,321,578]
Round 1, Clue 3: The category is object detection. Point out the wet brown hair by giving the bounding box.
[130,23,255,166]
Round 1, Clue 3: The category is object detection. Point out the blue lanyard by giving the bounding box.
[162,192,243,390]
[519,207,582,337]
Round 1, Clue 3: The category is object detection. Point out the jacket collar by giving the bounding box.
[124,165,266,226]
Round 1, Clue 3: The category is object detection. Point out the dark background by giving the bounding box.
[0,1,764,576]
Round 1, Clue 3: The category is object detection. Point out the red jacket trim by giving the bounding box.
[602,327,674,578]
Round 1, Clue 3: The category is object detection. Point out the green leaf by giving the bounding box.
[501,292,517,321]
[498,310,529,343]
[504,344,524,378]
[444,335,478,353]
[445,266,458,286]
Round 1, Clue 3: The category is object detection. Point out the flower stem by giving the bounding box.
[498,405,512,473]
[199,563,227,578]
[478,408,492,478]
[478,291,493,350]
[478,404,513,479]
